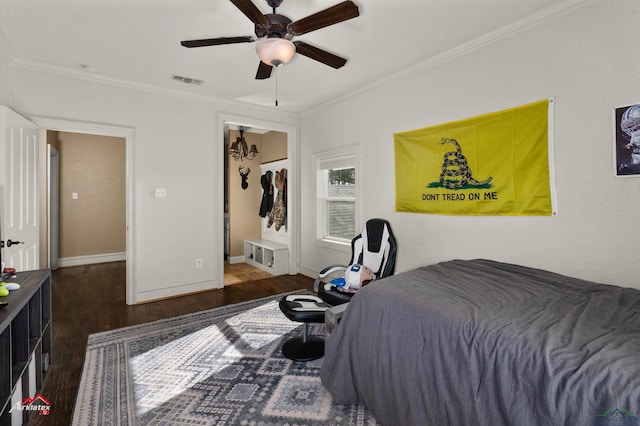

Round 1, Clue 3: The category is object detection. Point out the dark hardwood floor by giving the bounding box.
[31,262,315,426]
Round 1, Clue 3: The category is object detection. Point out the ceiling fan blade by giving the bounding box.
[290,1,359,36]
[181,36,254,48]
[294,41,347,69]
[230,0,270,25]
[255,61,273,79]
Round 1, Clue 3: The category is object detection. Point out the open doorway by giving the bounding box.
[33,116,136,304]
[219,114,297,288]
[224,125,288,285]
[45,130,126,268]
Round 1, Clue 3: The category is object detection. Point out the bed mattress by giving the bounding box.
[320,259,640,425]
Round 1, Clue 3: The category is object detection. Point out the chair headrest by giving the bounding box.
[365,220,388,253]
[352,219,396,278]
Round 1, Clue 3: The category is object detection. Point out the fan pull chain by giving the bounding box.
[275,66,279,107]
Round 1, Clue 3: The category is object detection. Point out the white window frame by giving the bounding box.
[313,145,360,252]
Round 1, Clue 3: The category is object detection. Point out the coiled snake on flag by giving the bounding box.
[439,138,492,189]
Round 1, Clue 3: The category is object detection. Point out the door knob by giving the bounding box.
[0,240,24,248]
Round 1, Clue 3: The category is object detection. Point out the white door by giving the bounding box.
[0,106,39,271]
[48,145,59,270]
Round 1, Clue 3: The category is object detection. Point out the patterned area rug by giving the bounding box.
[72,292,378,425]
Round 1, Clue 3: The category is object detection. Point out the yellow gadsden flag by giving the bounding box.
[394,99,555,216]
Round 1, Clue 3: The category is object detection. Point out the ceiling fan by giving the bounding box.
[180,0,360,80]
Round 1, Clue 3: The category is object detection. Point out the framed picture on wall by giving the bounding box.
[614,102,640,176]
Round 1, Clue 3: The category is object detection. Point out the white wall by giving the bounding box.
[6,65,298,302]
[0,32,12,105]
[299,1,640,290]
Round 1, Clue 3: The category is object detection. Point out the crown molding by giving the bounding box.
[9,56,299,117]
[301,0,594,116]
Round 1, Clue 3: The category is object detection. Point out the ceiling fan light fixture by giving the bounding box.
[255,37,296,67]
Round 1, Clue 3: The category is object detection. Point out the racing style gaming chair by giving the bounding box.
[314,218,397,305]
[278,218,396,361]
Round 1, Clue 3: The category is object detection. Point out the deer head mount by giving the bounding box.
[239,166,251,190]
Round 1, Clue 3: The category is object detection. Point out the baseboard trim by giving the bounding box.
[135,279,221,304]
[297,265,317,279]
[58,252,126,268]
[228,255,246,264]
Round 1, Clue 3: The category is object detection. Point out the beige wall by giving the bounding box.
[228,129,287,257]
[261,131,287,163]
[228,130,263,257]
[58,132,126,258]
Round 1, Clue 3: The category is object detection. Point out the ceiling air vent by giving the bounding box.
[170,74,204,86]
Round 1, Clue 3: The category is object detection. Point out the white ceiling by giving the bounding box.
[0,0,587,113]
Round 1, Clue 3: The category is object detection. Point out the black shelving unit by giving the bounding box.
[0,270,52,426]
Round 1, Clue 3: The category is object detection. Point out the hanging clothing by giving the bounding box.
[259,170,274,218]
[267,168,287,231]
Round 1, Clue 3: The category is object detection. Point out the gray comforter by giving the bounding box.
[320,259,640,426]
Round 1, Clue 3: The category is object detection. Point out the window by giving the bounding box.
[314,146,359,249]
[326,167,356,239]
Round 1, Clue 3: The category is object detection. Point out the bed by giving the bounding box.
[320,259,640,426]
